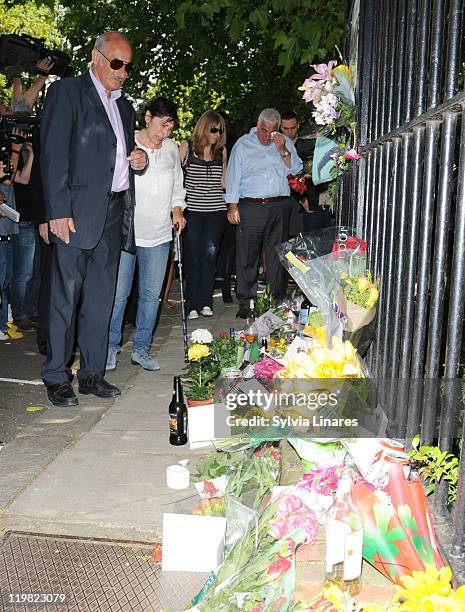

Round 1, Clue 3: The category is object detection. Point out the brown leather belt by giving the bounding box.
[242,196,288,203]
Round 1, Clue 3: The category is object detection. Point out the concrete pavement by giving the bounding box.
[0,290,239,541]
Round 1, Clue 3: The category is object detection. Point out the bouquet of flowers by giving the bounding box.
[298,57,358,186]
[333,271,379,333]
[351,465,445,585]
[212,331,245,370]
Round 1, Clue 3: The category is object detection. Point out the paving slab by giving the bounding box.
[1,292,238,542]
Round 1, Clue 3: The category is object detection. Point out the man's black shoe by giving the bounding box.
[46,382,79,407]
[236,307,250,319]
[78,374,121,398]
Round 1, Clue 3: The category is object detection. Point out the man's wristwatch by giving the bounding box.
[280,150,290,158]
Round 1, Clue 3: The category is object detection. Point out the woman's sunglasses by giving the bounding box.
[96,48,134,73]
[210,127,224,134]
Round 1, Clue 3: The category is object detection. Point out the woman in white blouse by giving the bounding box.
[106,97,186,371]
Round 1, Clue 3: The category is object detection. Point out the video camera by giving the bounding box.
[0,33,74,80]
[0,113,39,182]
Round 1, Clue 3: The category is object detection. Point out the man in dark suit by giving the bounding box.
[40,31,147,407]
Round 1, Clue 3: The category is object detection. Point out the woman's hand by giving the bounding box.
[172,207,186,234]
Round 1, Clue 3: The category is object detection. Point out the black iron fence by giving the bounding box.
[339,0,465,578]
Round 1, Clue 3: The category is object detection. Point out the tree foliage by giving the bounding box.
[0,0,62,103]
[1,0,345,133]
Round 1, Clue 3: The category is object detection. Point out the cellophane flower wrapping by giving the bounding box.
[351,466,445,585]
[277,227,376,354]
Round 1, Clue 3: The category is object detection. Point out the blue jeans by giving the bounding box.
[0,239,13,331]
[109,242,170,351]
[10,221,39,320]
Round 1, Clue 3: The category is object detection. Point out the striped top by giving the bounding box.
[184,149,226,212]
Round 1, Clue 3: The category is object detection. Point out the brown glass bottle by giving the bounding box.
[169,376,188,446]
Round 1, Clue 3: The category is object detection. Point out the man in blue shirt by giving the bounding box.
[225,108,302,317]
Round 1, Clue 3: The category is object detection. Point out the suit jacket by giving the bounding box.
[40,71,136,252]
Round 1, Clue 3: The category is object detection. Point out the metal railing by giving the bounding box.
[339,0,465,578]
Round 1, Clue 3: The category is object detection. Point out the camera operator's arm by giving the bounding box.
[40,80,75,244]
[12,58,53,110]
[14,142,33,185]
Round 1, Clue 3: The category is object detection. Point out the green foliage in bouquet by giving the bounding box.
[226,445,281,510]
[341,270,379,309]
[191,451,235,482]
[255,284,278,317]
[408,436,459,504]
[183,344,219,400]
[308,309,324,327]
[211,333,244,370]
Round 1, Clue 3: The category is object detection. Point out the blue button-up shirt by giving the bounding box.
[225,127,302,203]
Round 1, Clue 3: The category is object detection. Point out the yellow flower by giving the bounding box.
[275,337,363,379]
[395,566,455,609]
[188,343,210,361]
[366,286,379,308]
[357,276,370,292]
[323,584,346,609]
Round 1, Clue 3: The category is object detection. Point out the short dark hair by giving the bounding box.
[281,110,298,122]
[140,96,179,129]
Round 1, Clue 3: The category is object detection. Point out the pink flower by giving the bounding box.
[277,494,302,515]
[298,466,339,496]
[310,60,338,82]
[344,148,360,160]
[268,519,288,540]
[251,606,264,612]
[266,553,292,577]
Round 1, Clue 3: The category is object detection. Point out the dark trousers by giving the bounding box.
[183,210,227,312]
[235,198,292,306]
[42,196,123,385]
[37,237,52,348]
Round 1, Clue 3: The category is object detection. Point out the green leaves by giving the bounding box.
[407,437,459,504]
[191,451,234,481]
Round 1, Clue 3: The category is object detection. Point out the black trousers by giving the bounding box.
[42,196,123,385]
[37,237,52,348]
[183,210,227,313]
[235,198,292,307]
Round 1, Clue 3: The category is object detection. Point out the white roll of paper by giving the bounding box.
[166,464,190,490]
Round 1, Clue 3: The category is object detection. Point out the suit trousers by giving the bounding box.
[42,195,124,385]
[235,198,292,307]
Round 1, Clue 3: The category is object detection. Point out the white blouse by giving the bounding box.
[134,133,186,247]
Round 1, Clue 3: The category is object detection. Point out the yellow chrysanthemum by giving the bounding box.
[188,343,210,361]
[395,566,454,609]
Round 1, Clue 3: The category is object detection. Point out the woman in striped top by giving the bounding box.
[179,110,227,320]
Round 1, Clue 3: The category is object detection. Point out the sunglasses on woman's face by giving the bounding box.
[210,127,223,134]
[96,48,135,73]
